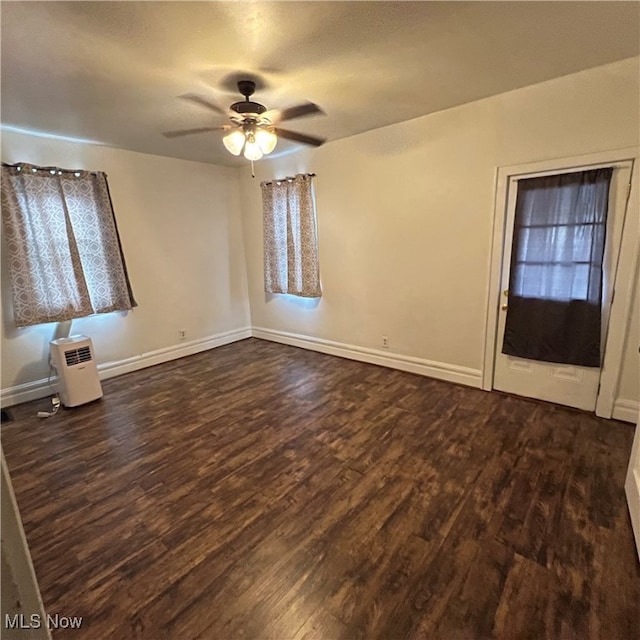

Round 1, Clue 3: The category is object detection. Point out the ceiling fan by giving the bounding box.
[164,80,326,161]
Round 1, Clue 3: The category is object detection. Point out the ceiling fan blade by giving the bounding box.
[275,127,326,147]
[179,93,226,115]
[265,102,324,123]
[163,126,230,138]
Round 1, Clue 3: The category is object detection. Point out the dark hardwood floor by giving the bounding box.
[2,338,638,639]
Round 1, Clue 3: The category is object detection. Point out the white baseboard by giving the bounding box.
[6,325,633,422]
[251,326,483,388]
[1,327,251,408]
[613,398,639,424]
[98,327,251,380]
[1,378,56,411]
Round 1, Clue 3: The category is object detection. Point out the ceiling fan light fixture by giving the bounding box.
[222,129,245,156]
[255,128,278,155]
[243,133,263,161]
[168,81,323,164]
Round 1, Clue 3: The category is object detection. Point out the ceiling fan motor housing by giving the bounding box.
[231,80,267,116]
[231,100,267,116]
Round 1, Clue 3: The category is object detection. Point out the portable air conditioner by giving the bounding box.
[50,335,103,407]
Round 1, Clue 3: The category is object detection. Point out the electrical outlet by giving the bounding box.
[382,336,389,349]
[179,329,187,341]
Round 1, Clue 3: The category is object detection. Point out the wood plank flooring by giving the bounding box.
[2,337,638,639]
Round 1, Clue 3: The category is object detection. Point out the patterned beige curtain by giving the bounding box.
[1,163,136,327]
[262,173,321,297]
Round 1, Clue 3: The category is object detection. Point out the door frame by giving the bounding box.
[482,147,639,419]
[625,402,640,559]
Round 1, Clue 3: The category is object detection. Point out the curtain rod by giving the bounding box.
[261,173,316,187]
[2,162,101,177]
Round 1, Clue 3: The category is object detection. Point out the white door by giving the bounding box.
[1,448,50,639]
[626,404,640,559]
[493,162,632,411]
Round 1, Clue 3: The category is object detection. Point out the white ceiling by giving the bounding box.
[1,1,639,167]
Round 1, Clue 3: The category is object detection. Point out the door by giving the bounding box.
[1,448,50,639]
[493,162,632,411]
[626,404,640,559]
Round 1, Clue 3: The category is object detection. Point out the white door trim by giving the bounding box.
[625,403,640,559]
[482,147,639,419]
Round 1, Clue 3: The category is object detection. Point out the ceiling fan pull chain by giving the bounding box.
[251,159,255,179]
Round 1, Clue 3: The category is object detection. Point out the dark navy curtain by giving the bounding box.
[502,168,613,367]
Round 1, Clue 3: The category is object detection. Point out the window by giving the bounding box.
[261,173,321,298]
[1,162,136,327]
[510,169,611,303]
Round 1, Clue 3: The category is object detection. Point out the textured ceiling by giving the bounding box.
[1,1,639,167]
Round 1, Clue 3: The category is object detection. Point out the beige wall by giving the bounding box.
[1,130,250,391]
[239,58,639,404]
[1,58,637,412]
